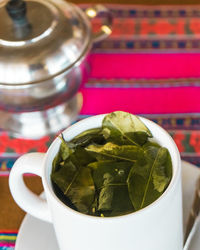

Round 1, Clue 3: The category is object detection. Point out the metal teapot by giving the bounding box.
[0,0,112,138]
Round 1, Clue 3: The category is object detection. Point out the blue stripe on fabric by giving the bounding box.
[85,79,200,89]
[0,247,15,250]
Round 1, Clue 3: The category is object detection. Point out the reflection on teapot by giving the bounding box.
[0,0,112,138]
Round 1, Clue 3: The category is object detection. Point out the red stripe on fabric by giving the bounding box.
[0,243,15,247]
[0,173,42,176]
[0,230,18,233]
[0,174,10,177]
[89,53,200,79]
[0,229,18,234]
[80,86,200,115]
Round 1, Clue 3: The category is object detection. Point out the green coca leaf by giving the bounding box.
[102,111,152,145]
[144,146,172,193]
[69,128,105,148]
[127,146,172,210]
[70,148,96,167]
[91,161,134,216]
[52,137,73,173]
[151,148,172,193]
[127,169,160,211]
[126,131,149,146]
[51,162,95,214]
[86,142,143,162]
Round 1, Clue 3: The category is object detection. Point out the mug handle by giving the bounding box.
[9,152,52,223]
[85,4,113,43]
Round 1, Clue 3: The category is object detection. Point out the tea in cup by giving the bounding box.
[9,111,183,250]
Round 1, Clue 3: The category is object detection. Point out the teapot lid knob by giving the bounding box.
[6,0,31,38]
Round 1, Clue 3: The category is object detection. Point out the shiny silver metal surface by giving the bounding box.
[0,93,83,138]
[0,0,91,84]
[0,61,84,112]
[0,0,112,138]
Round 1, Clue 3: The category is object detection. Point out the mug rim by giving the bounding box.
[42,113,181,221]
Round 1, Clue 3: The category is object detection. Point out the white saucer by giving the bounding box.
[15,161,200,250]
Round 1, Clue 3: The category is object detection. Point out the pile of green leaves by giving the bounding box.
[51,111,172,217]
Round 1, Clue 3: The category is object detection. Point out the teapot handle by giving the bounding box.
[85,5,113,43]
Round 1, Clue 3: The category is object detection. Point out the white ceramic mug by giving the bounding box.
[9,114,183,250]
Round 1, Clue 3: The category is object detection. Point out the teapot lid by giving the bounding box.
[0,0,91,85]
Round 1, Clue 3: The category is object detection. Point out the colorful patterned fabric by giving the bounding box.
[90,4,200,52]
[1,4,200,249]
[0,115,200,177]
[0,232,17,249]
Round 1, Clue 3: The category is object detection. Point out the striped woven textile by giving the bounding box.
[1,4,200,249]
[0,231,17,249]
